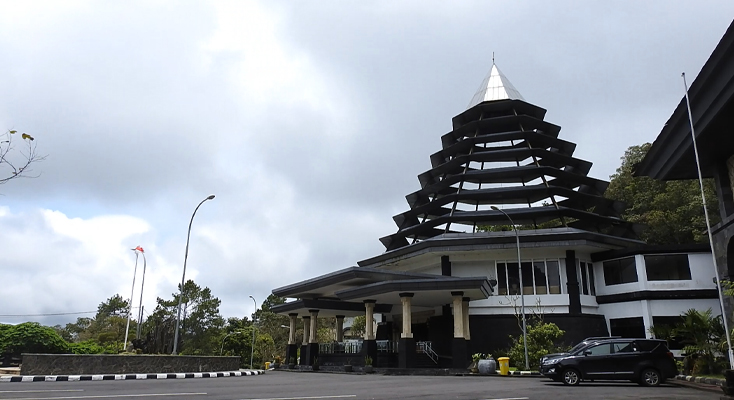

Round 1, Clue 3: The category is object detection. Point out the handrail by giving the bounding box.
[417,341,439,364]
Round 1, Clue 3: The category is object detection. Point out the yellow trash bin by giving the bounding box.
[498,357,510,376]
[265,362,271,370]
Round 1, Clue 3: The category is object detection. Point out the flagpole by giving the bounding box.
[682,72,734,369]
[123,250,139,351]
[135,248,147,340]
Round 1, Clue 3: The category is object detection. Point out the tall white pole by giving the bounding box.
[249,296,257,368]
[491,206,529,370]
[682,72,734,369]
[123,251,139,351]
[136,250,147,340]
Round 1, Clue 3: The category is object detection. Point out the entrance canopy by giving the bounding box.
[271,266,493,317]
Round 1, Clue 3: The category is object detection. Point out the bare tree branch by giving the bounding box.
[0,129,46,185]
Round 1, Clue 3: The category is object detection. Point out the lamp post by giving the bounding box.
[682,73,734,369]
[221,331,243,355]
[123,250,140,351]
[172,194,215,355]
[249,295,257,368]
[491,206,529,371]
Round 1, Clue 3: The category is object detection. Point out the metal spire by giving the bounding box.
[467,60,524,109]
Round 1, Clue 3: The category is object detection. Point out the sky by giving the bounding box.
[1,1,733,328]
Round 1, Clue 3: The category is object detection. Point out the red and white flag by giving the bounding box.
[133,246,144,253]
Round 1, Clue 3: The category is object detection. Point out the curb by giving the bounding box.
[0,370,264,383]
[674,374,724,386]
[508,371,541,376]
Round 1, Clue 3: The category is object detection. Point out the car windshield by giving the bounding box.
[569,341,593,354]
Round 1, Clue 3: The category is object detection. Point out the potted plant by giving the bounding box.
[344,358,353,372]
[477,353,496,375]
[288,357,296,369]
[364,356,373,373]
[469,353,481,373]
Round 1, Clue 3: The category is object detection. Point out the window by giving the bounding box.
[495,259,563,295]
[603,257,638,285]
[577,261,596,295]
[645,254,692,281]
[585,343,612,356]
[613,341,635,353]
[610,317,645,338]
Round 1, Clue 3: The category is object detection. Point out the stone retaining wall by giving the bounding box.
[20,354,240,375]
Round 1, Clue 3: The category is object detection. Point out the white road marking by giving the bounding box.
[242,396,357,400]
[0,390,84,393]
[5,392,207,400]
[482,398,530,400]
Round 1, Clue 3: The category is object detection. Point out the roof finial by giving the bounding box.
[492,52,495,65]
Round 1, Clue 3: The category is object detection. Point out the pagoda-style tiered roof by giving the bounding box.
[380,64,638,251]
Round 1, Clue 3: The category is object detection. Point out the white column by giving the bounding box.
[309,310,319,344]
[641,300,654,339]
[288,313,297,345]
[452,292,464,339]
[462,297,471,340]
[336,315,345,342]
[364,301,376,340]
[302,316,310,345]
[400,293,413,339]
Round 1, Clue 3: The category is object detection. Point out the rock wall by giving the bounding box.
[20,354,240,375]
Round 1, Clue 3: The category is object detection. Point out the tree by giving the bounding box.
[507,319,565,370]
[0,322,69,355]
[252,294,290,360]
[0,129,44,185]
[605,143,719,245]
[672,308,725,375]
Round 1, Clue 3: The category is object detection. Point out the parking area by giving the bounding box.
[0,371,722,400]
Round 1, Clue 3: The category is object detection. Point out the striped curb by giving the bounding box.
[0,370,264,383]
[675,374,723,386]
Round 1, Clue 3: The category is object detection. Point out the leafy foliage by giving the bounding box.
[0,322,69,354]
[605,143,719,244]
[507,319,565,370]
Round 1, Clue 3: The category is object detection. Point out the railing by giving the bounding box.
[318,341,362,354]
[376,340,399,353]
[416,341,439,364]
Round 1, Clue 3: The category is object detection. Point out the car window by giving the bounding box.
[584,343,612,356]
[613,341,635,353]
[635,340,664,352]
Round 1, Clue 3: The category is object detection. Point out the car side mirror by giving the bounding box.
[583,350,592,356]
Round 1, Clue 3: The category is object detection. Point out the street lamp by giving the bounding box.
[172,194,216,355]
[134,247,147,341]
[123,249,141,351]
[491,205,529,371]
[249,295,257,368]
[220,331,243,355]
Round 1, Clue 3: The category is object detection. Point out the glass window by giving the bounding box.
[497,262,507,295]
[579,261,589,295]
[645,254,692,281]
[588,264,596,296]
[533,261,548,294]
[521,262,534,295]
[610,317,646,338]
[547,260,561,294]
[613,341,635,353]
[507,262,520,295]
[603,257,638,285]
[585,343,612,356]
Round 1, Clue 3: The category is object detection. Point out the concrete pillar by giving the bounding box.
[335,315,345,342]
[400,294,413,339]
[462,297,471,340]
[288,313,297,345]
[300,316,310,366]
[452,292,464,338]
[306,310,319,365]
[364,300,376,340]
[398,293,415,369]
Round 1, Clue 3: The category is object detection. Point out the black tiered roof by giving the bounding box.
[380,66,637,251]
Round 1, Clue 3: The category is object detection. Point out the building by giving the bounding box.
[271,61,721,369]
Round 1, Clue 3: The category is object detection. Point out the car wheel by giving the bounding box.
[639,368,661,387]
[562,368,581,385]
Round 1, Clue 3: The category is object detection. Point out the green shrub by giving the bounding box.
[507,320,565,370]
[68,340,106,354]
[0,322,69,354]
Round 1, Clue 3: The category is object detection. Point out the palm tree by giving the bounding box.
[673,308,725,375]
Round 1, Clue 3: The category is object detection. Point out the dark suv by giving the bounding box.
[540,338,677,386]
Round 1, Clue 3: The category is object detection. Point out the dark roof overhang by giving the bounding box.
[335,277,492,307]
[272,266,443,299]
[635,20,734,180]
[270,299,393,318]
[362,227,644,268]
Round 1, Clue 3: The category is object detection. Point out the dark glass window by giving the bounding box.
[533,261,548,294]
[588,265,596,296]
[497,263,507,295]
[507,262,520,295]
[521,262,534,295]
[585,343,612,356]
[603,257,638,285]
[645,254,692,281]
[579,261,589,295]
[547,260,561,294]
[610,317,645,338]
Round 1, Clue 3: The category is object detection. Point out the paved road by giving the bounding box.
[0,371,719,400]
